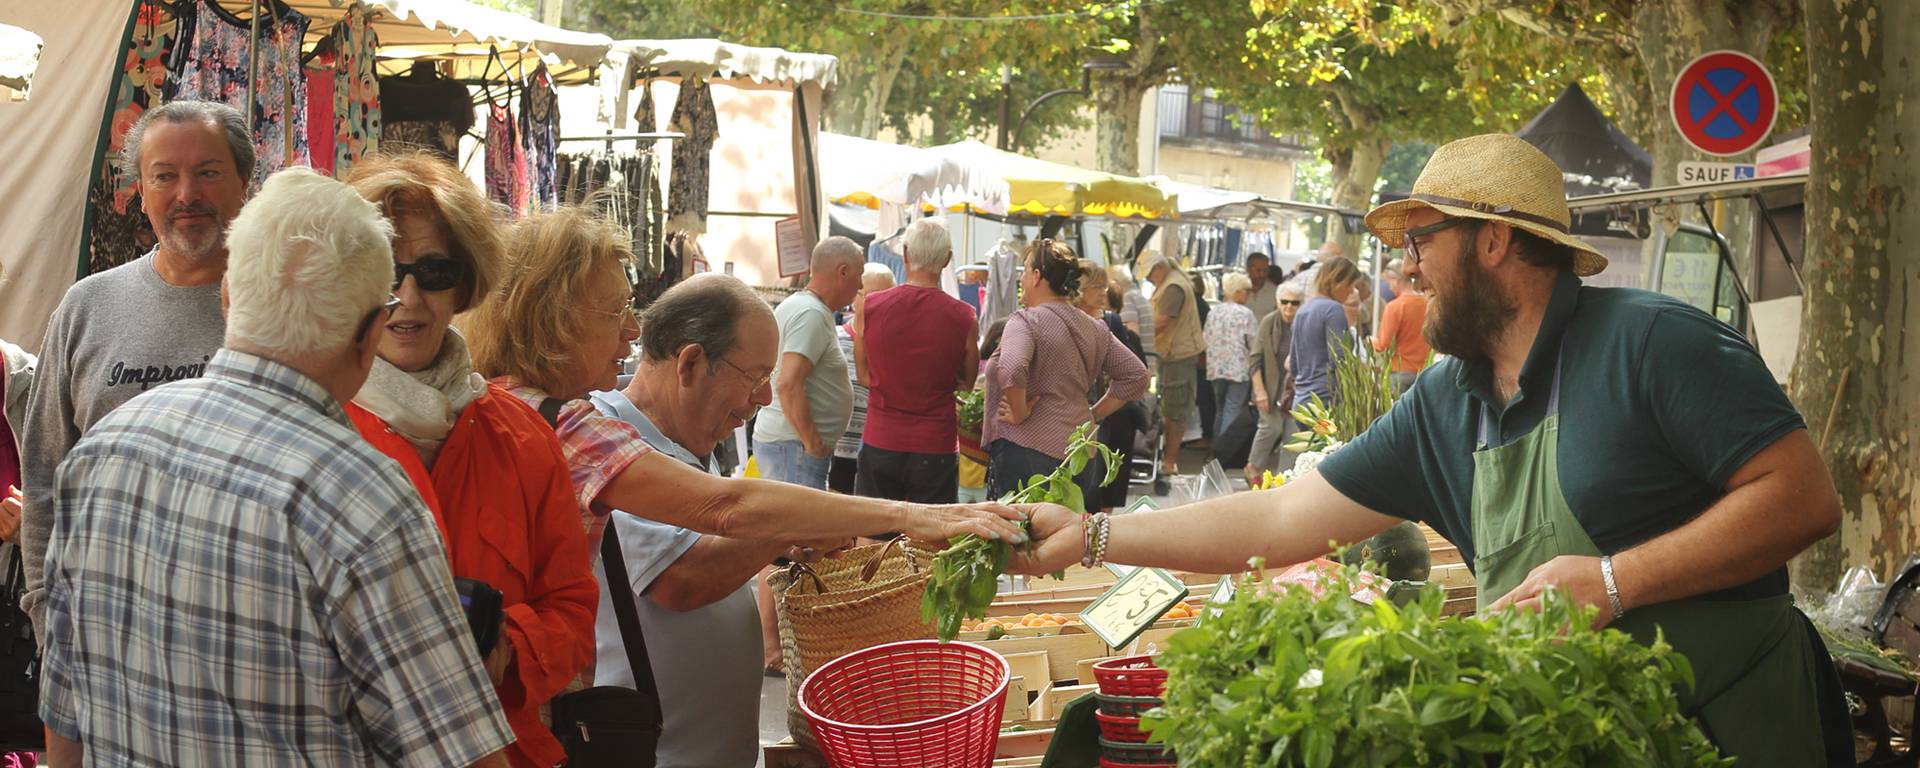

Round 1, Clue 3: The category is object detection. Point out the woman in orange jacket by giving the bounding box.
[345,153,596,768]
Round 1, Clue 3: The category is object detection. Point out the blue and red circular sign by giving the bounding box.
[1669,50,1777,157]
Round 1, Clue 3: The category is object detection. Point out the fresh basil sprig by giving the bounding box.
[921,424,1122,641]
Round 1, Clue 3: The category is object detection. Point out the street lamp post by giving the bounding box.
[997,57,1130,153]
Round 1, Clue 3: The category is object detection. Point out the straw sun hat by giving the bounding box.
[1364,134,1607,277]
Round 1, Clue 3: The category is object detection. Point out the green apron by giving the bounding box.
[1468,354,1825,767]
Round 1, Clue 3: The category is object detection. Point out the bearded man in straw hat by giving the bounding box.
[1012,134,1850,766]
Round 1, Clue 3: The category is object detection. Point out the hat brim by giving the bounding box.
[1365,199,1609,278]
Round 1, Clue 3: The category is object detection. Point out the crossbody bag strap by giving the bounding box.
[601,523,663,725]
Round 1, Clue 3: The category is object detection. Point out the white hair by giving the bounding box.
[811,236,865,272]
[902,217,953,272]
[1223,272,1253,297]
[861,262,896,290]
[224,167,395,358]
[1278,281,1305,299]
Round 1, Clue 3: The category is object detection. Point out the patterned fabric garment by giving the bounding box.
[666,75,718,234]
[40,350,513,766]
[329,7,380,177]
[485,100,523,214]
[1203,301,1257,381]
[497,380,655,554]
[305,56,335,176]
[520,65,559,212]
[87,4,172,276]
[167,0,310,191]
[983,303,1151,460]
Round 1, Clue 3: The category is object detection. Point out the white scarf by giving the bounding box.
[354,327,488,468]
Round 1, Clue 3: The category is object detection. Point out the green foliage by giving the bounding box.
[1145,563,1731,767]
[1285,334,1402,452]
[1293,157,1334,205]
[955,389,985,434]
[1375,141,1436,195]
[921,423,1121,641]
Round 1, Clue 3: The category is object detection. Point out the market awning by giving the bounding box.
[240,0,613,84]
[615,38,837,88]
[820,133,1010,215]
[0,23,42,100]
[1155,180,1258,217]
[928,141,1175,219]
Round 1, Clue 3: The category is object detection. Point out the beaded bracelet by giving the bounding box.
[1081,512,1112,568]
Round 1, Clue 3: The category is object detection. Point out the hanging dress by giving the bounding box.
[665,75,718,235]
[167,0,311,191]
[519,64,559,212]
[329,8,380,177]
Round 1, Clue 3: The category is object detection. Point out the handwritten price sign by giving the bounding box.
[1080,567,1190,648]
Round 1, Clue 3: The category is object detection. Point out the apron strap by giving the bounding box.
[1476,342,1567,448]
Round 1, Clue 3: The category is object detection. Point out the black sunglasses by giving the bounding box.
[393,257,467,293]
[1279,299,1302,307]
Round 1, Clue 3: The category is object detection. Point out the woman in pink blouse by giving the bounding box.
[983,239,1150,499]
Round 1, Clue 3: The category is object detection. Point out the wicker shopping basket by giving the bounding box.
[771,538,939,755]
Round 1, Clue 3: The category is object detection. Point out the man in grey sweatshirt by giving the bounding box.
[19,101,250,637]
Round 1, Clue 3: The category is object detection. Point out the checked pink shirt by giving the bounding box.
[983,303,1149,459]
[498,379,654,551]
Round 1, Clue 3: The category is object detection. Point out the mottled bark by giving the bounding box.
[1093,76,1149,176]
[823,36,909,139]
[1788,0,1918,591]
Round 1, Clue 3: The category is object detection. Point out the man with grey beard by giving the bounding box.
[19,100,249,639]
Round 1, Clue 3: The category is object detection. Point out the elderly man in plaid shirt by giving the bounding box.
[38,168,514,767]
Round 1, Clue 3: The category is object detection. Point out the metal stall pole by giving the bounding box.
[245,0,260,131]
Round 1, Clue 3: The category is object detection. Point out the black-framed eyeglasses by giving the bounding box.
[715,353,773,391]
[393,257,468,293]
[355,294,403,344]
[1404,217,1479,268]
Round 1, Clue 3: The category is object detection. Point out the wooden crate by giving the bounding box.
[980,633,1111,680]
[995,727,1056,759]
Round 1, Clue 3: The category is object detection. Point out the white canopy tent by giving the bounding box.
[0,23,42,100]
[820,132,1010,217]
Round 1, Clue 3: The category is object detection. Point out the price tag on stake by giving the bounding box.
[1199,575,1237,624]
[1080,567,1189,649]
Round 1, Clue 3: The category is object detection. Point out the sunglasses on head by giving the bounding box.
[393,257,467,293]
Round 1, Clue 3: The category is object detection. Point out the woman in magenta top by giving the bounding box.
[983,239,1150,500]
[855,218,980,503]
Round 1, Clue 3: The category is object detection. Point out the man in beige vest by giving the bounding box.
[1137,251,1204,495]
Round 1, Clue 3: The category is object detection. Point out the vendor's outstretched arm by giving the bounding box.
[1014,471,1402,575]
[601,450,1030,545]
[1491,429,1840,622]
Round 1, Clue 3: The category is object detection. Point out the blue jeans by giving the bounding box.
[755,438,831,489]
[1211,379,1251,436]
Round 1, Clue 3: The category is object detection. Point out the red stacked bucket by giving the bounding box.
[1091,655,1175,767]
[798,640,1010,768]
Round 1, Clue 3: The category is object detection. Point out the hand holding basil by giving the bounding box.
[921,424,1122,641]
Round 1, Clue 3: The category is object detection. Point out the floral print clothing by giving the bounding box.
[1203,301,1257,382]
[485,101,525,215]
[88,3,172,276]
[520,64,559,211]
[167,0,310,192]
[666,75,718,235]
[328,8,380,177]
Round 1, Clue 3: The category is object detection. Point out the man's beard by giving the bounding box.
[156,203,228,262]
[1424,248,1516,362]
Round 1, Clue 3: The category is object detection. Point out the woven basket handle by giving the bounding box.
[859,537,909,583]
[783,560,827,595]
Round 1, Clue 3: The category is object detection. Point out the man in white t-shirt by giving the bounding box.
[591,274,841,767]
[752,237,862,489]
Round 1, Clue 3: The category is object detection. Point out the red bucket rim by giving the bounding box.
[797,639,1011,734]
[1092,654,1163,672]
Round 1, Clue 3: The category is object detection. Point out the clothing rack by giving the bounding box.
[555,131,685,154]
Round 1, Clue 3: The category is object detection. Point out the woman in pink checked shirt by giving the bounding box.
[982,239,1150,501]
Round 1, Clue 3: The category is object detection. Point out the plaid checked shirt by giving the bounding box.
[497,379,654,553]
[41,350,513,767]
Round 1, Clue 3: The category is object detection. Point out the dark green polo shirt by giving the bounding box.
[1319,270,1804,599]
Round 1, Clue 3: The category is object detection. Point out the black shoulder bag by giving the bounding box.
[0,545,42,750]
[538,398,663,767]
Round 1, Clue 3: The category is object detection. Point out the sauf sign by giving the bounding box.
[1677,161,1758,184]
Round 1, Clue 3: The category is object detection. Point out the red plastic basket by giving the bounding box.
[1092,654,1168,697]
[1095,710,1150,743]
[798,639,1010,768]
